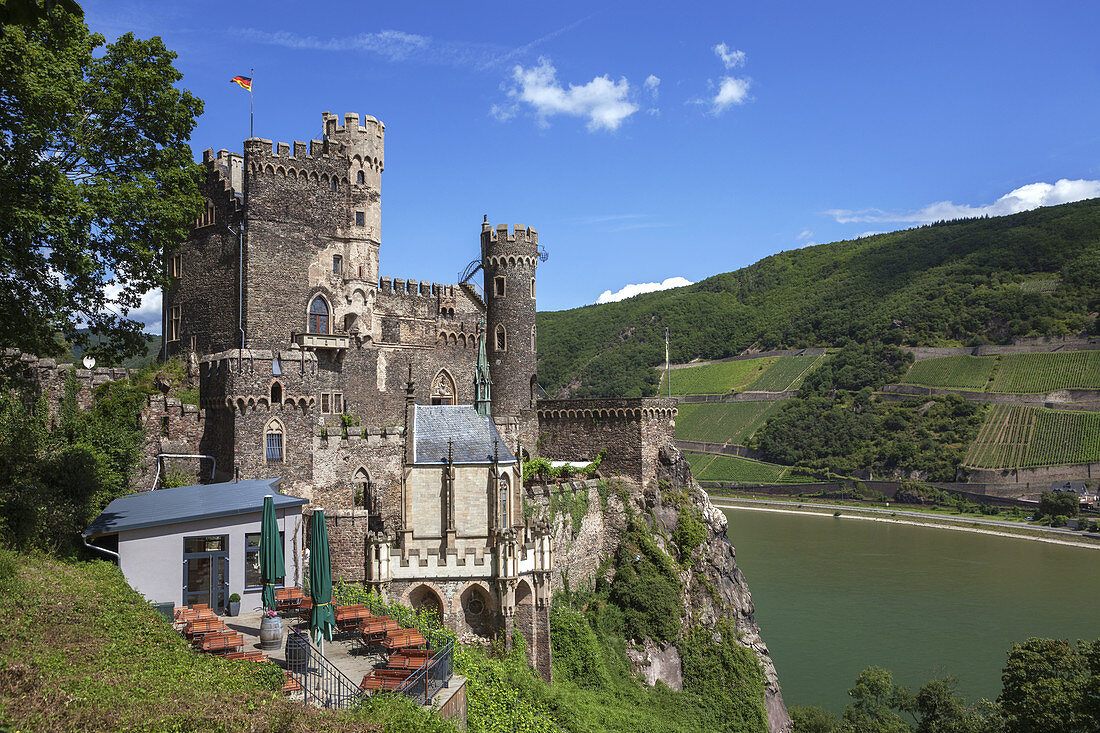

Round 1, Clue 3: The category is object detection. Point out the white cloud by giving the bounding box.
[827,178,1100,224]
[238,29,431,62]
[712,76,751,113]
[713,42,746,69]
[644,74,660,98]
[104,282,163,334]
[497,57,640,132]
[797,229,813,240]
[596,276,693,304]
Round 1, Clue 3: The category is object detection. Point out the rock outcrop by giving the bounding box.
[529,443,791,733]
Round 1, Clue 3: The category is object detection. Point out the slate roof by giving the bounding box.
[83,478,307,538]
[412,404,517,465]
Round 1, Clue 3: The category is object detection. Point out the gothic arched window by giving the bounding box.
[270,381,282,405]
[265,418,284,463]
[309,296,329,334]
[356,170,365,184]
[495,323,506,352]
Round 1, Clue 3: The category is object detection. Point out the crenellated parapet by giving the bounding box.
[377,278,455,298]
[536,397,678,488]
[199,348,319,413]
[536,397,678,421]
[481,223,539,264]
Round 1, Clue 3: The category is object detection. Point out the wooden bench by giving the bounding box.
[358,617,400,646]
[225,650,268,662]
[386,653,429,670]
[384,629,426,650]
[184,618,227,639]
[282,669,303,694]
[359,668,413,693]
[175,608,216,625]
[274,587,306,612]
[199,631,244,654]
[335,604,372,633]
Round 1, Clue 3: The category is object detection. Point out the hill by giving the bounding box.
[537,199,1100,398]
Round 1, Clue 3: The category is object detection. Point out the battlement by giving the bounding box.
[481,222,538,246]
[200,148,245,203]
[378,277,456,298]
[322,111,385,139]
[243,137,331,161]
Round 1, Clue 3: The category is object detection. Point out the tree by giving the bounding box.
[842,666,915,733]
[1039,491,1080,519]
[0,3,203,367]
[998,637,1088,732]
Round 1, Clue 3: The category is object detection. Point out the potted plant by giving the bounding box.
[227,593,241,617]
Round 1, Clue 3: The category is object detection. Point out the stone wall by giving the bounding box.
[164,151,243,359]
[536,397,677,486]
[317,508,371,582]
[138,395,207,490]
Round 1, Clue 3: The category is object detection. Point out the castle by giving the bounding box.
[115,110,676,676]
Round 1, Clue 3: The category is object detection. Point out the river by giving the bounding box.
[722,507,1100,712]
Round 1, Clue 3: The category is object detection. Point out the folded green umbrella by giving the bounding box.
[260,495,285,613]
[309,509,337,643]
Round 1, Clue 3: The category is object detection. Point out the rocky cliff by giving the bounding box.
[526,444,791,733]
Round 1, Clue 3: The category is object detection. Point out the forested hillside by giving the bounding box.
[537,199,1100,398]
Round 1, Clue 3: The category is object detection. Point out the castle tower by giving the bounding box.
[481,222,538,455]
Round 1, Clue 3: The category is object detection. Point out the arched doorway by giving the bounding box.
[408,584,444,626]
[460,583,494,638]
[353,467,372,512]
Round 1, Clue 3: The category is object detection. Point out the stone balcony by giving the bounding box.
[294,332,349,350]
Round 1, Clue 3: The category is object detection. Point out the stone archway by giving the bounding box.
[407,584,444,626]
[459,582,494,639]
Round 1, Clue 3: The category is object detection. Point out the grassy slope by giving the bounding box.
[0,552,450,733]
[675,401,781,445]
[660,357,777,395]
[538,199,1100,399]
[685,452,796,483]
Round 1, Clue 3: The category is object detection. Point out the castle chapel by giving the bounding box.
[161,111,677,675]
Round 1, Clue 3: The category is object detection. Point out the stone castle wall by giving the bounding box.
[165,151,243,360]
[536,397,678,486]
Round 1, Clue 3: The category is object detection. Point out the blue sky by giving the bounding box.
[83,0,1100,327]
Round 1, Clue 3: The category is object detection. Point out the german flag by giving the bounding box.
[230,75,252,91]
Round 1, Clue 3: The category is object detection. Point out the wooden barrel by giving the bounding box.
[286,631,310,673]
[259,615,284,650]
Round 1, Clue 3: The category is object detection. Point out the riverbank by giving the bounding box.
[710,496,1100,551]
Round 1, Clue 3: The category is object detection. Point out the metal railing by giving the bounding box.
[286,626,363,710]
[393,636,455,706]
[359,593,456,705]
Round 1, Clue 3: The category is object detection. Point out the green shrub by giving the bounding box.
[680,620,769,732]
[604,521,682,643]
[549,605,611,688]
[673,504,707,558]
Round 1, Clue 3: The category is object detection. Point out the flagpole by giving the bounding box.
[249,67,254,139]
[666,327,671,397]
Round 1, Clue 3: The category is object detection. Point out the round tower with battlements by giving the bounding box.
[481,221,539,456]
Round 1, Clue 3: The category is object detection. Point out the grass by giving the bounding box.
[661,357,777,395]
[745,354,824,392]
[964,404,1100,469]
[686,452,794,483]
[901,355,997,390]
[0,550,453,732]
[674,401,781,445]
